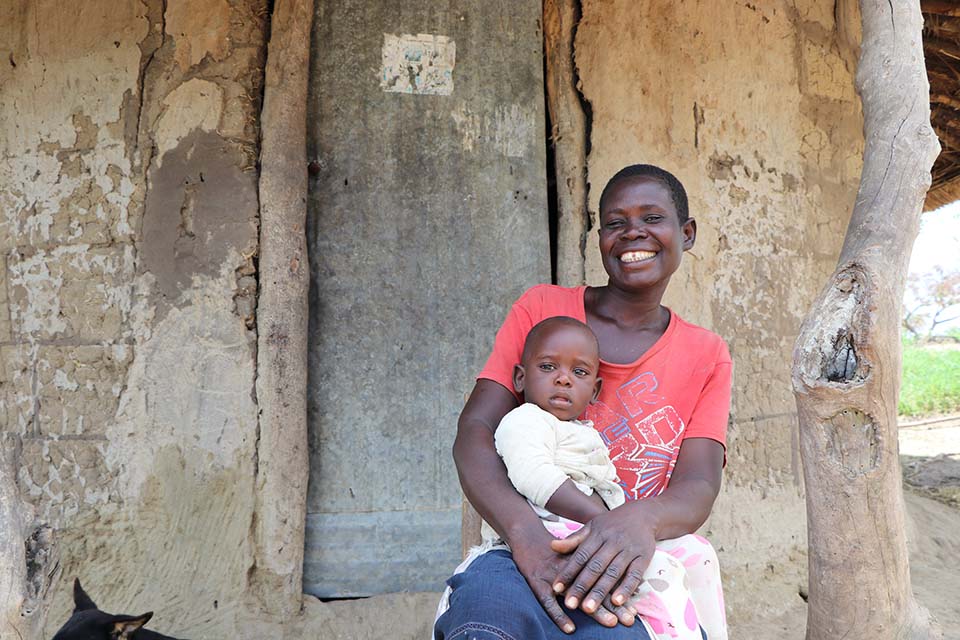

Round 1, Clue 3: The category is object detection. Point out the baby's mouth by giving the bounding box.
[619,250,656,263]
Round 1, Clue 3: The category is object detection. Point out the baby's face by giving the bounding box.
[515,324,601,421]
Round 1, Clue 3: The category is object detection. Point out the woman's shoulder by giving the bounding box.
[669,313,732,363]
[513,283,585,315]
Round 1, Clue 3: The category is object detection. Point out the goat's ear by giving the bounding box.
[111,612,153,638]
[73,578,98,612]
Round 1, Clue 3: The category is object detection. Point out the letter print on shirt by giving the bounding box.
[584,372,684,501]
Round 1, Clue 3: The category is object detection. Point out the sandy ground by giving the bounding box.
[735,417,960,639]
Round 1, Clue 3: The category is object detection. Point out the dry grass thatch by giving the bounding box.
[923,1,960,208]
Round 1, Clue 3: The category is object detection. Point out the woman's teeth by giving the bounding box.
[620,250,656,263]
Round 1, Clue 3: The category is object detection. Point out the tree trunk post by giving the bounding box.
[792,1,941,638]
[0,437,59,639]
[251,0,313,617]
[543,0,589,287]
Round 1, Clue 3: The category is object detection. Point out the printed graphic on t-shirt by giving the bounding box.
[583,372,685,501]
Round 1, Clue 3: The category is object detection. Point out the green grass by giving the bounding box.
[899,342,960,417]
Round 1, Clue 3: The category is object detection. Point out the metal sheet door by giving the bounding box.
[305,0,549,597]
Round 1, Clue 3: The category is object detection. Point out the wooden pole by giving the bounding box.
[0,437,59,639]
[792,1,941,638]
[544,0,589,287]
[252,0,313,616]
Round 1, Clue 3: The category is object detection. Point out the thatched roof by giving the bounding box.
[924,1,960,209]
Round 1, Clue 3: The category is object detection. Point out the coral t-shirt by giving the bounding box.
[479,284,732,501]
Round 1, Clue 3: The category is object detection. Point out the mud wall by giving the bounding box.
[0,0,869,637]
[0,0,267,635]
[573,0,863,623]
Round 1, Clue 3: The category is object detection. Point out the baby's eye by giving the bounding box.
[538,363,555,371]
[573,368,588,377]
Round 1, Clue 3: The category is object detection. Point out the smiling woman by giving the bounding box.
[437,165,731,640]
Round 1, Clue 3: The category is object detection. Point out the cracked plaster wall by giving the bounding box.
[0,0,871,636]
[574,0,863,625]
[0,0,267,636]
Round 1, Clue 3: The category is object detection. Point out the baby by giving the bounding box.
[492,316,727,640]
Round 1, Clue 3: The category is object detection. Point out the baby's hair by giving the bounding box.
[521,316,599,364]
[599,164,689,224]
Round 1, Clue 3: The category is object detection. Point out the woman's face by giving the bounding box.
[598,177,696,294]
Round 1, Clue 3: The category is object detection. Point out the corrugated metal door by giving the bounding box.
[304,0,549,597]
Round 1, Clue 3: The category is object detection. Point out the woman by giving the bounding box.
[436,164,731,639]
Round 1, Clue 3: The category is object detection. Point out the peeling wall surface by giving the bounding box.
[0,0,866,637]
[573,0,863,624]
[304,0,548,597]
[0,0,267,636]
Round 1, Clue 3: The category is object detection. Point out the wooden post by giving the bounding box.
[544,0,589,287]
[0,437,59,639]
[252,0,313,616]
[791,1,941,638]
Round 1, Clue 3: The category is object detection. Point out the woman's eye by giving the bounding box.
[645,215,663,223]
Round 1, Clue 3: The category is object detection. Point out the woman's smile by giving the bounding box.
[619,250,657,264]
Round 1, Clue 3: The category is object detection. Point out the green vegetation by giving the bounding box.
[899,341,960,417]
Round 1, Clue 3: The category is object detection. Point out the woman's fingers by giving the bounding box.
[610,555,650,607]
[533,583,576,634]
[550,525,588,556]
[604,594,637,626]
[559,540,619,610]
[551,532,604,604]
[585,603,619,628]
[579,550,632,613]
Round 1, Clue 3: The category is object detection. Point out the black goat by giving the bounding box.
[51,578,183,640]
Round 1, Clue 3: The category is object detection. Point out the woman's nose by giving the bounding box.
[621,223,645,240]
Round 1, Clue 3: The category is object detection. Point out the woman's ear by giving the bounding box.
[591,377,603,403]
[682,218,697,251]
[513,364,526,394]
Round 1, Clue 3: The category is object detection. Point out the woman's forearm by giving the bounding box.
[453,418,549,544]
[638,474,719,540]
[641,437,724,540]
[453,380,550,546]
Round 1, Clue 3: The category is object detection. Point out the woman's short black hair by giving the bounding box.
[598,164,689,224]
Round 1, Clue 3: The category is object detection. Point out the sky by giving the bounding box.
[905,202,960,334]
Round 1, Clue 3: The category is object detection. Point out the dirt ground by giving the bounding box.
[736,417,960,639]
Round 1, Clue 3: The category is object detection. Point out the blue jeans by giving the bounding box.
[434,549,657,640]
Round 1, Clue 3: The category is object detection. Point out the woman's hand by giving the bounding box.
[510,526,637,632]
[550,437,726,617]
[510,527,580,634]
[549,501,658,614]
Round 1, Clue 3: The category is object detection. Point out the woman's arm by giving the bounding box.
[550,437,724,613]
[453,380,623,632]
[453,380,530,540]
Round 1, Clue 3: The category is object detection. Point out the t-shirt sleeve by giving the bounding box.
[477,288,541,400]
[683,339,732,447]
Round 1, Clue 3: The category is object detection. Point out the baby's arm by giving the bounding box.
[495,405,607,524]
[545,479,608,523]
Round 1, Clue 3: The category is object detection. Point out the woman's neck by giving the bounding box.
[588,283,670,331]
